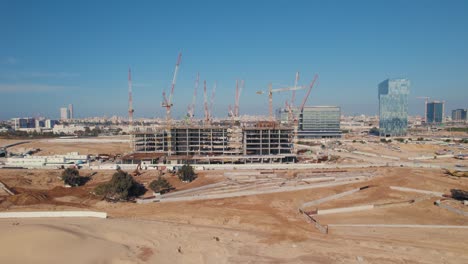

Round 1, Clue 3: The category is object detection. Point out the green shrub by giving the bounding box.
[149,176,173,194]
[94,170,146,200]
[178,164,197,182]
[61,168,89,187]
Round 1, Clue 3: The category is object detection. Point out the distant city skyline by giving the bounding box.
[1,0,467,120]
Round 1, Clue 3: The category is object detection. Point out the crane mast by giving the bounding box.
[128,67,134,127]
[187,72,200,122]
[162,52,182,125]
[291,71,300,108]
[289,72,300,124]
[210,81,216,121]
[299,74,319,111]
[234,80,239,118]
[235,80,244,118]
[161,52,182,156]
[203,80,209,124]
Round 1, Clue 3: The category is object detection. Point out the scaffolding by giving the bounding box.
[131,123,296,164]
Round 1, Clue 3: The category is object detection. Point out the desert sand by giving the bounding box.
[1,167,468,263]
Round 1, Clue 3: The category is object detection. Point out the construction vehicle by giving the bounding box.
[443,168,468,178]
[132,161,142,176]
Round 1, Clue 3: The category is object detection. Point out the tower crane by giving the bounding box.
[416,96,430,122]
[210,81,217,121]
[162,52,182,125]
[299,74,319,112]
[287,72,300,124]
[293,74,319,152]
[234,80,244,118]
[161,52,182,156]
[187,72,199,122]
[128,67,134,128]
[290,71,300,108]
[203,80,210,124]
[256,83,306,121]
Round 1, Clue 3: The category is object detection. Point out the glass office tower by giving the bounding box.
[277,106,341,138]
[378,79,410,137]
[452,109,467,122]
[426,101,444,123]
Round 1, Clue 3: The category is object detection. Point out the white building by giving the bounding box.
[60,107,69,120]
[52,124,87,135]
[45,119,59,129]
[5,152,89,168]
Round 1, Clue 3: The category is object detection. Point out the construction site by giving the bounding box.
[126,53,323,165]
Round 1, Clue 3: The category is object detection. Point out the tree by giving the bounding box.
[61,168,89,187]
[149,176,173,194]
[178,164,197,182]
[94,170,146,200]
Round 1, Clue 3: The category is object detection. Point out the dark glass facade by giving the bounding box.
[426,102,444,123]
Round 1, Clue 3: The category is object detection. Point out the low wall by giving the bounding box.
[352,151,400,160]
[0,180,15,195]
[328,224,468,229]
[0,211,107,219]
[390,186,444,197]
[300,209,328,234]
[374,199,415,208]
[301,187,363,209]
[434,200,468,216]
[159,179,366,203]
[408,156,435,160]
[317,204,374,215]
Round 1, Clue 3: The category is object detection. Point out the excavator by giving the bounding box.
[443,169,468,178]
[132,161,142,176]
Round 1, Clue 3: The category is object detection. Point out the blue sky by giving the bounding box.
[1,0,467,120]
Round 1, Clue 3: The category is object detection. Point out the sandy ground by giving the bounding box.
[2,216,467,264]
[1,167,468,263]
[1,136,132,155]
[348,141,466,160]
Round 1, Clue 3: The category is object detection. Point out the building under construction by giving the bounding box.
[124,53,322,164]
[130,122,296,164]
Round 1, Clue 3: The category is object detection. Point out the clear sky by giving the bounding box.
[1,0,467,120]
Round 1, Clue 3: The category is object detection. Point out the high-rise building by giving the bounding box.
[378,78,410,137]
[11,118,36,130]
[452,109,467,122]
[299,106,341,138]
[426,101,444,123]
[277,106,341,138]
[68,104,74,119]
[60,107,69,120]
